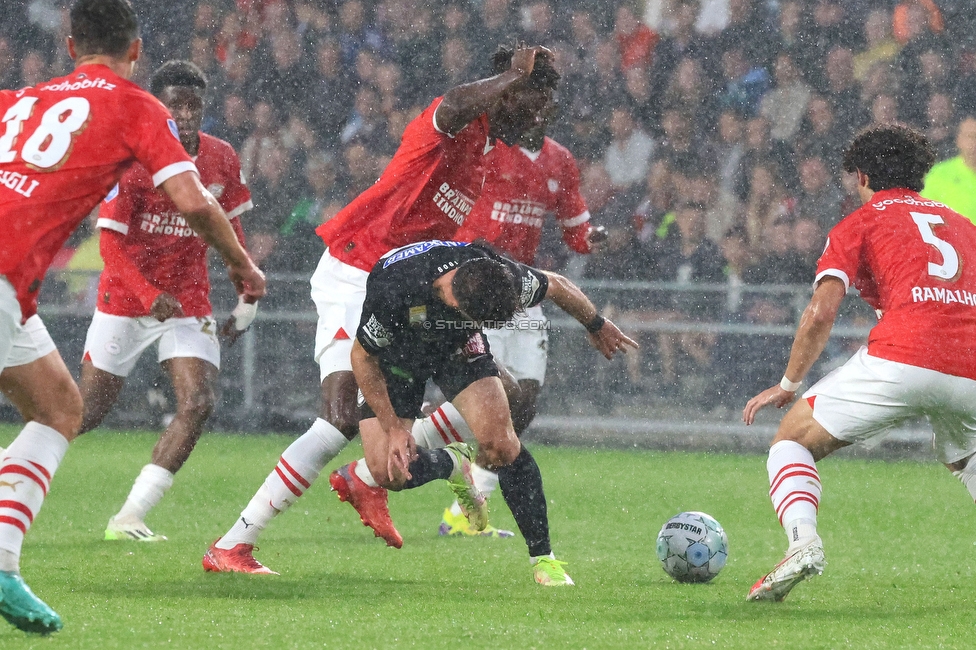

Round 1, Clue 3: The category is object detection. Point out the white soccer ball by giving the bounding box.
[656,511,729,583]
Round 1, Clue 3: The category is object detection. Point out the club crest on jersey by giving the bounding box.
[207,183,225,199]
[409,305,427,325]
[167,119,180,140]
[547,179,559,193]
[381,240,467,268]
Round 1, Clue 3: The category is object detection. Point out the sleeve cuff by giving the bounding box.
[814,269,850,291]
[227,200,254,219]
[96,218,129,235]
[152,161,198,187]
[559,211,591,228]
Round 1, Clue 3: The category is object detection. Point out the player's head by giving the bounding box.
[842,124,935,192]
[488,46,560,146]
[520,100,557,152]
[451,257,520,324]
[69,0,139,62]
[151,60,207,147]
[956,113,976,167]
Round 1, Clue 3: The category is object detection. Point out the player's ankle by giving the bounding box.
[784,519,819,553]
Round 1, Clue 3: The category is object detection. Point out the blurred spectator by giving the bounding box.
[269,154,340,273]
[797,1,859,90]
[926,92,957,160]
[795,153,845,231]
[603,106,655,190]
[211,92,251,151]
[470,0,519,67]
[623,66,656,132]
[923,114,976,224]
[745,216,808,284]
[253,30,307,114]
[760,54,812,181]
[658,108,712,177]
[898,38,952,127]
[791,217,825,273]
[305,39,353,152]
[854,8,900,82]
[441,37,474,89]
[716,46,770,118]
[743,162,795,251]
[0,36,20,89]
[713,111,747,208]
[870,93,899,125]
[651,0,716,100]
[240,100,281,182]
[388,2,440,107]
[337,0,386,66]
[18,49,48,87]
[796,95,846,169]
[340,142,379,201]
[893,0,943,46]
[520,1,556,43]
[247,145,301,268]
[825,46,869,139]
[662,56,716,133]
[613,4,657,71]
[340,87,388,151]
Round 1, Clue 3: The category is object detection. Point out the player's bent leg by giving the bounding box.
[749,399,845,602]
[453,378,570,584]
[78,360,125,435]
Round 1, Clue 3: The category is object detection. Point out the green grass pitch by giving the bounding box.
[0,424,974,648]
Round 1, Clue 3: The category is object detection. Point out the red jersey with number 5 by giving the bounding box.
[0,64,196,320]
[816,188,976,380]
[96,133,252,318]
[453,137,592,264]
[316,97,490,271]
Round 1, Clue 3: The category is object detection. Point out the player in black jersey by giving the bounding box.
[351,240,636,585]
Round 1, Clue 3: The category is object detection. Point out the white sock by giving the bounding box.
[215,418,347,550]
[767,440,822,552]
[0,422,69,572]
[412,403,474,448]
[113,464,174,522]
[354,459,379,488]
[952,457,976,502]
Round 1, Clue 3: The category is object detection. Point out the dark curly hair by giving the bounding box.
[842,124,935,192]
[150,60,207,96]
[452,257,520,324]
[491,46,560,91]
[70,0,138,58]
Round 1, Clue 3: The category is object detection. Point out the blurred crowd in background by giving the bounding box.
[4,0,976,419]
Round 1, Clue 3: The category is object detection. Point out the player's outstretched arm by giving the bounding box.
[435,46,551,136]
[541,271,638,360]
[160,171,266,302]
[743,277,847,424]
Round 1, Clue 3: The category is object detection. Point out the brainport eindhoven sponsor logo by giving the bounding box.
[139,212,197,237]
[432,182,475,226]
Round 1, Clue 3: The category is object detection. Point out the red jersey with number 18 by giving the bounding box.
[453,137,592,265]
[815,188,976,380]
[96,133,252,318]
[316,97,491,272]
[0,64,196,321]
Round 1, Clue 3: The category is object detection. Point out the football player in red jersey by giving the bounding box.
[331,105,608,539]
[203,46,569,574]
[743,124,976,603]
[76,60,254,543]
[0,0,264,633]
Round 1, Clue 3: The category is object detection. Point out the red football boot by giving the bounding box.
[329,460,403,549]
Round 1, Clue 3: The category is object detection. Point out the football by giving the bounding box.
[656,511,729,583]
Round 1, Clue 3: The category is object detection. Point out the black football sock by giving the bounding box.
[401,448,454,489]
[497,445,551,557]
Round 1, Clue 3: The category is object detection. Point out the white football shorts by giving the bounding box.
[0,276,57,373]
[83,310,220,377]
[806,346,976,463]
[311,247,369,381]
[485,304,549,385]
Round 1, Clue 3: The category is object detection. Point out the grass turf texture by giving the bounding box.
[0,425,974,648]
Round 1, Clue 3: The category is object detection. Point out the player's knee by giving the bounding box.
[478,435,520,467]
[35,381,83,439]
[179,389,215,424]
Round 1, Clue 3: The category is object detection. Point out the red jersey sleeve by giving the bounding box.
[214,139,253,219]
[552,146,592,254]
[122,93,198,187]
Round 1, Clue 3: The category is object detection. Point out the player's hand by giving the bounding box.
[386,423,417,483]
[742,385,797,425]
[149,293,184,322]
[587,225,608,251]
[220,296,258,347]
[510,45,553,78]
[587,318,639,360]
[229,259,266,303]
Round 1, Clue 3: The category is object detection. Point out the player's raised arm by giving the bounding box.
[742,277,847,424]
[435,46,556,139]
[539,271,638,360]
[160,171,265,302]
